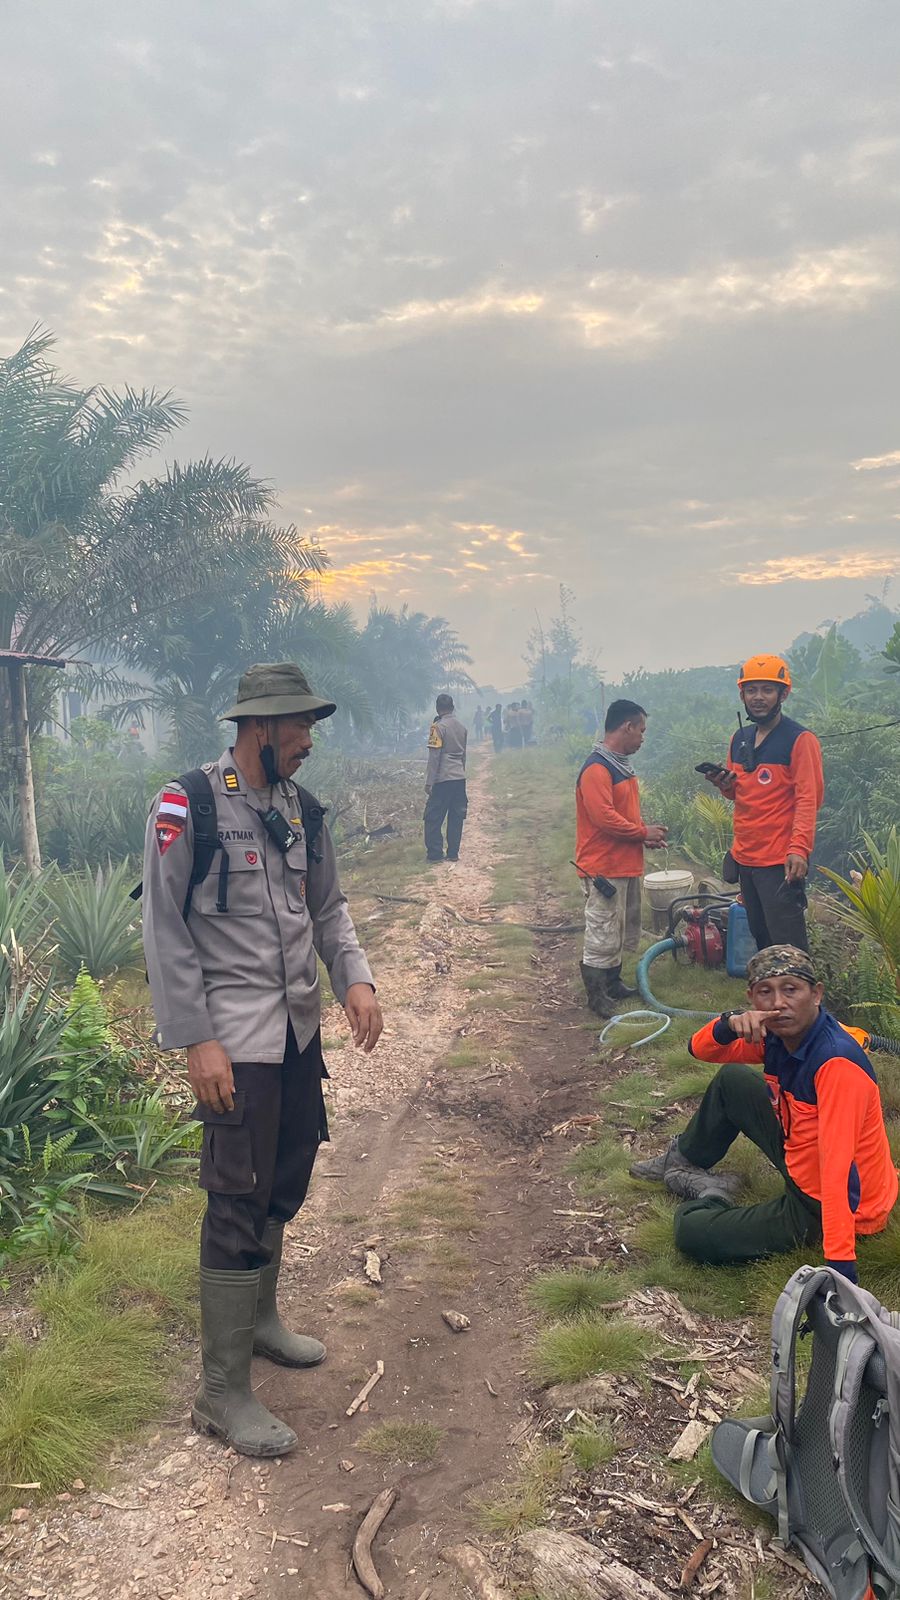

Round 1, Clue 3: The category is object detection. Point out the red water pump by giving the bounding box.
[679,902,727,967]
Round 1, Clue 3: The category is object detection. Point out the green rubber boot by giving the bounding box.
[192,1267,298,1457]
[253,1220,326,1369]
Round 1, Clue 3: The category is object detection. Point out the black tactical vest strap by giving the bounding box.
[294,784,327,863]
[178,768,223,920]
[132,773,326,916]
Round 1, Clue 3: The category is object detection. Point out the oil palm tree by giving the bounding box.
[0,328,319,858]
[113,585,370,768]
[357,603,473,742]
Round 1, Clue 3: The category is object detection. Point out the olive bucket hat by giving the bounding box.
[220,662,337,722]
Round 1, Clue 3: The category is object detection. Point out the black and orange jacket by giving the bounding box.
[726,715,824,867]
[689,1010,898,1266]
[575,752,646,880]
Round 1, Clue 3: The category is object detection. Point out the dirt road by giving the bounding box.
[1,757,809,1600]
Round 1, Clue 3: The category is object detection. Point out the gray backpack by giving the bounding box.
[712,1264,900,1600]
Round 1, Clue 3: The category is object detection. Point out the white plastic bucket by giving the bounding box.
[643,868,694,914]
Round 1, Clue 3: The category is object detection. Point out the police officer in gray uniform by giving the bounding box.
[424,693,468,861]
[142,662,382,1458]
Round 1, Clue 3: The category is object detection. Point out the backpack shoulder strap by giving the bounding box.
[293,784,327,865]
[770,1265,833,1442]
[822,1277,900,1587]
[178,768,221,920]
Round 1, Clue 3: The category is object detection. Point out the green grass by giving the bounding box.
[568,1133,631,1181]
[565,1421,617,1472]
[335,1280,376,1308]
[390,1175,479,1235]
[357,1420,443,1463]
[630,1198,757,1318]
[528,1267,634,1320]
[475,1443,568,1535]
[444,1044,485,1070]
[428,1239,473,1287]
[532,1315,662,1385]
[0,1188,201,1512]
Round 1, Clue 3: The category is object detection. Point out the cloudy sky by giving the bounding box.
[3,1,899,686]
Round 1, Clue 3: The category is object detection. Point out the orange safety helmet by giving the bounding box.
[737,654,792,692]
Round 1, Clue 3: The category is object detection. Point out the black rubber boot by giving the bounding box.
[192,1268,298,1457]
[580,962,616,1018]
[254,1221,326,1369]
[606,964,638,1000]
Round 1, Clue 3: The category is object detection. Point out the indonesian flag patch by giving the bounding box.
[155,789,188,854]
[157,789,189,824]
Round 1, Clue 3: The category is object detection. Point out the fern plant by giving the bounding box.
[46,966,129,1118]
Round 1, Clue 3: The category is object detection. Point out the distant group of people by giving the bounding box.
[472,700,535,751]
[573,656,897,1291]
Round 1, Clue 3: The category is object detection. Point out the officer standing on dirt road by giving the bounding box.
[424,692,468,862]
[142,662,383,1459]
[704,654,824,952]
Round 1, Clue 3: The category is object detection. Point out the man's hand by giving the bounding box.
[705,766,736,793]
[344,983,384,1053]
[187,1039,235,1112]
[644,824,668,847]
[727,1008,783,1045]
[785,853,808,882]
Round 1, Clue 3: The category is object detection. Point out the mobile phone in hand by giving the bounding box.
[695,762,725,777]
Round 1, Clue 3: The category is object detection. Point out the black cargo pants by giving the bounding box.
[197,1024,329,1271]
[738,863,809,951]
[424,779,468,860]
[673,1061,822,1265]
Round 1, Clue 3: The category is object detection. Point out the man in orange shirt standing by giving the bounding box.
[705,654,824,952]
[575,699,667,1017]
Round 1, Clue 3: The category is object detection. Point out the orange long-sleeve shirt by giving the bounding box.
[726,716,824,866]
[689,1010,897,1264]
[575,753,647,879]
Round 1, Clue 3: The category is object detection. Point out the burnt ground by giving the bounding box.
[0,759,814,1600]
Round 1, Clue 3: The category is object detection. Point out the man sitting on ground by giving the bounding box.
[630,946,897,1282]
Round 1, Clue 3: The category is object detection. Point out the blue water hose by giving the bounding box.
[636,938,718,1021]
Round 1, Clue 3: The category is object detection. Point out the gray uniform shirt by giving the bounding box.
[142,750,374,1062]
[426,714,468,786]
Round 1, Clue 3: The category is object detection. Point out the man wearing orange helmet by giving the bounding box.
[704,654,824,951]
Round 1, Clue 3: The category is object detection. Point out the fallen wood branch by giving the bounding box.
[680,1538,713,1588]
[439,1542,507,1599]
[516,1528,669,1599]
[346,1360,385,1417]
[352,1486,398,1599]
[668,1420,712,1462]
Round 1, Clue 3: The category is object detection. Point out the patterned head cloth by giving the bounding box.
[747,945,818,987]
